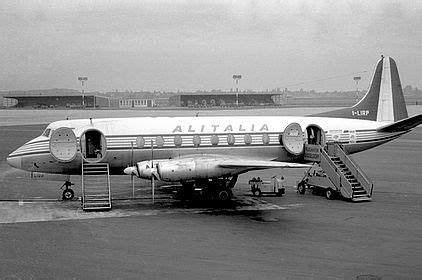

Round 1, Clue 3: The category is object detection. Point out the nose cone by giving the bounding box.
[6,156,21,169]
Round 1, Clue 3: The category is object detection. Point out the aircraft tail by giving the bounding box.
[313,56,408,122]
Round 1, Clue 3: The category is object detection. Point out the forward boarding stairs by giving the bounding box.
[81,163,112,211]
[304,143,373,202]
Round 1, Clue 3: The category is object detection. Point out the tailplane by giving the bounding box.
[313,56,408,123]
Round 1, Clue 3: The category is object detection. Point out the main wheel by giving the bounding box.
[62,188,74,200]
[325,188,335,200]
[297,182,306,195]
[216,189,233,201]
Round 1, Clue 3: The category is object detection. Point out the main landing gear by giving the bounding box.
[61,181,75,200]
[180,175,238,202]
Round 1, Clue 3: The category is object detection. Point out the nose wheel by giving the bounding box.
[61,181,75,200]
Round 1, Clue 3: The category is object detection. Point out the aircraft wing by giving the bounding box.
[219,159,311,169]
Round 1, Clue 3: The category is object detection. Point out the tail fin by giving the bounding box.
[313,56,408,122]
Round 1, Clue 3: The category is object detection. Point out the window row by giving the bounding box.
[135,134,272,148]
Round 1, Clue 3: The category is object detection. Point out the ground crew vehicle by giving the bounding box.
[249,176,285,197]
[297,167,337,199]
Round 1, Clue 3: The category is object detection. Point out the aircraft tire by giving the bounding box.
[253,189,262,197]
[325,188,335,200]
[297,182,306,195]
[62,188,74,200]
[216,189,232,201]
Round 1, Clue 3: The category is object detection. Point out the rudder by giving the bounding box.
[313,56,408,123]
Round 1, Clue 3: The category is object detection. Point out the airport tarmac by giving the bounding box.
[0,108,421,279]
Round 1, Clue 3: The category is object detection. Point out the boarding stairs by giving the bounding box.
[305,143,373,201]
[81,163,112,211]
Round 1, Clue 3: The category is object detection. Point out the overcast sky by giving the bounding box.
[1,0,421,92]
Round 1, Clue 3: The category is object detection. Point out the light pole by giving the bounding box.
[232,74,242,107]
[78,76,88,107]
[353,76,361,102]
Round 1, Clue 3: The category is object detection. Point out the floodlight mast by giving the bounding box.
[78,77,88,107]
[232,74,242,107]
[353,76,361,102]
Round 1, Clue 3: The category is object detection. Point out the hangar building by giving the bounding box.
[169,92,283,107]
[7,94,111,108]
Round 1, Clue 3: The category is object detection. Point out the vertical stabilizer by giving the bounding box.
[313,56,408,122]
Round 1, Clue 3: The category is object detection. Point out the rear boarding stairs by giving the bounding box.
[81,163,112,210]
[302,143,373,202]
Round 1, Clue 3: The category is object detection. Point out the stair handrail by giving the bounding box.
[319,146,355,198]
[106,163,111,207]
[81,160,85,208]
[334,144,373,197]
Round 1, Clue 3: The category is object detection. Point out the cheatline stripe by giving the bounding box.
[11,147,50,155]
[16,144,50,152]
[6,135,401,158]
[8,131,407,158]
[24,139,50,145]
[7,151,51,158]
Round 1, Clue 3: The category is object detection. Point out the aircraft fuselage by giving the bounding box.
[7,115,406,175]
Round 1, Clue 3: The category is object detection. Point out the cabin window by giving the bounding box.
[262,133,270,145]
[244,134,252,145]
[174,135,182,147]
[136,136,145,148]
[156,136,164,147]
[193,135,201,147]
[210,135,219,146]
[227,134,235,145]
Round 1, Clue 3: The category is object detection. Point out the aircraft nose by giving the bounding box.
[6,155,22,169]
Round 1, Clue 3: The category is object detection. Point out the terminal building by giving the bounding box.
[169,92,284,107]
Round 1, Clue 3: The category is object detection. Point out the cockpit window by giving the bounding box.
[42,128,51,137]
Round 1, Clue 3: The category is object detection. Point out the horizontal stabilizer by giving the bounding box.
[219,160,311,169]
[377,114,422,132]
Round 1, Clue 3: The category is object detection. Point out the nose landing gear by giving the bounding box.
[61,181,75,200]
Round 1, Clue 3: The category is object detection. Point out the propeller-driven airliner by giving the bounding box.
[6,56,422,204]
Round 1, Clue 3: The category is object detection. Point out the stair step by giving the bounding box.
[84,195,110,200]
[353,193,369,197]
[82,163,111,211]
[83,172,108,175]
[352,197,372,202]
[353,190,367,194]
[83,206,112,211]
[83,201,111,207]
[84,200,110,204]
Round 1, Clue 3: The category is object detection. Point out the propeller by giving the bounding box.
[131,141,135,199]
[123,139,159,204]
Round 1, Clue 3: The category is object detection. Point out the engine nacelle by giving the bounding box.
[128,157,239,182]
